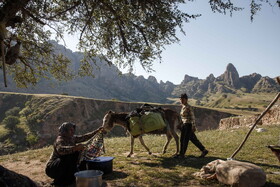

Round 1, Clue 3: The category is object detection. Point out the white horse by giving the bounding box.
[102,108,181,157]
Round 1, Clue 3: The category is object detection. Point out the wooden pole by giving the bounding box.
[229,77,280,159]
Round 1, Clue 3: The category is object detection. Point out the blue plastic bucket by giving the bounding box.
[86,156,115,174]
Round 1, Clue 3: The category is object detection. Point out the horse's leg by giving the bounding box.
[162,131,172,154]
[139,135,152,155]
[127,135,135,157]
[170,129,180,155]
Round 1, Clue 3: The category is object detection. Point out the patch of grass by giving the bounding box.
[0,125,9,139]
[101,125,280,186]
[185,92,278,116]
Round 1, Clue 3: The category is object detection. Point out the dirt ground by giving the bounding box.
[1,157,117,187]
[2,157,53,187]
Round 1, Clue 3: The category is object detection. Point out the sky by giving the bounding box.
[62,1,280,85]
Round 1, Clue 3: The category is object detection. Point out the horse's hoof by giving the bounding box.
[149,152,152,155]
[162,151,166,154]
[127,154,131,157]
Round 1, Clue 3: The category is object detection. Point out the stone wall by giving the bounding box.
[219,105,280,129]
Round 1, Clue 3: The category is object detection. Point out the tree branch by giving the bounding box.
[48,0,81,20]
[21,8,45,25]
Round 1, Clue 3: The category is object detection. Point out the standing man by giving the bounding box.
[175,93,208,158]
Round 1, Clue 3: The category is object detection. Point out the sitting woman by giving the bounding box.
[45,122,103,186]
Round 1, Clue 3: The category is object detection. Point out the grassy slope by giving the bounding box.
[1,125,279,186]
[169,92,278,116]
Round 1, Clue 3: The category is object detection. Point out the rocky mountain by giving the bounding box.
[0,42,175,103]
[173,63,280,98]
[1,41,279,103]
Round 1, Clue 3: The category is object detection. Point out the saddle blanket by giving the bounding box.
[129,112,166,136]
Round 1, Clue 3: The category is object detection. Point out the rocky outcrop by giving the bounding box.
[252,76,279,93]
[217,63,240,88]
[172,63,279,98]
[219,105,280,129]
[239,73,262,92]
[0,43,175,104]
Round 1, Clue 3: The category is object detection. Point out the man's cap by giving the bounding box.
[180,93,188,99]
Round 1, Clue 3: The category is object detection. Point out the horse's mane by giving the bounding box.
[112,112,129,119]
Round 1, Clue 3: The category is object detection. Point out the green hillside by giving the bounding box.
[169,92,277,116]
[1,125,280,186]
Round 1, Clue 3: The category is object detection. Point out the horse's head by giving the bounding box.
[102,110,115,132]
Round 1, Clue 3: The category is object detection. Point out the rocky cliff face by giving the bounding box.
[239,73,262,92]
[173,63,280,98]
[252,77,279,93]
[217,63,240,88]
[219,105,280,129]
[0,92,233,155]
[0,43,175,104]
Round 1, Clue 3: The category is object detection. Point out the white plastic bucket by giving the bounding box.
[74,170,103,187]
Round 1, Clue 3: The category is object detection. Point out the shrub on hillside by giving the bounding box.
[26,114,43,130]
[3,116,20,130]
[19,107,32,117]
[5,107,21,117]
[26,134,38,146]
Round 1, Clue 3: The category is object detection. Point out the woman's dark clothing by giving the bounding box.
[46,152,79,186]
[45,128,99,186]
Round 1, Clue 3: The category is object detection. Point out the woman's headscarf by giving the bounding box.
[58,122,76,136]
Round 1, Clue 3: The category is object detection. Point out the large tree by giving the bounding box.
[0,0,277,87]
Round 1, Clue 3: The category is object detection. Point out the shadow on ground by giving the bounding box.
[102,170,128,180]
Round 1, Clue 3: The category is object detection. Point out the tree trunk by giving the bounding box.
[0,0,30,23]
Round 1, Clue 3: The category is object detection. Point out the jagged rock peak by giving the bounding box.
[226,63,237,71]
[252,76,279,93]
[239,73,262,92]
[159,80,174,85]
[206,73,215,82]
[219,63,240,88]
[147,76,158,83]
[182,75,199,84]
